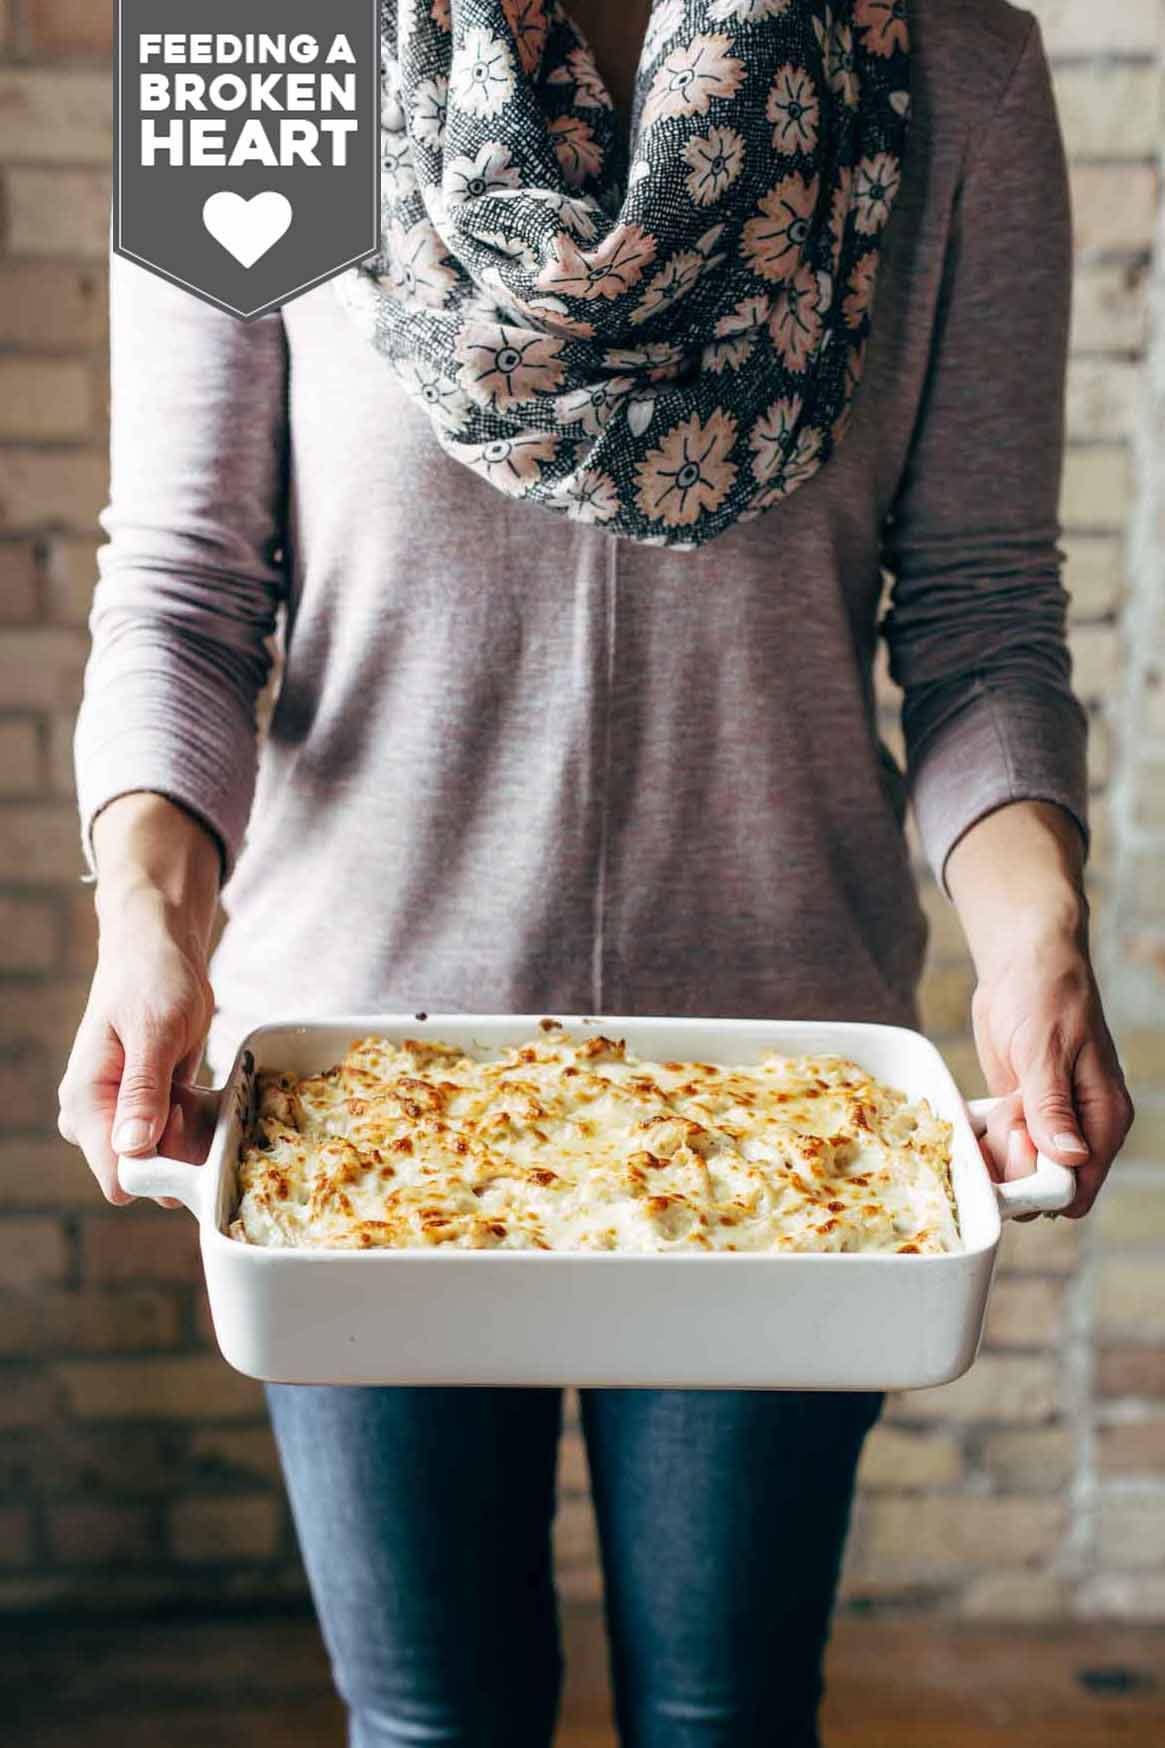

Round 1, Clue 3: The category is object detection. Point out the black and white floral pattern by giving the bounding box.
[334,0,911,546]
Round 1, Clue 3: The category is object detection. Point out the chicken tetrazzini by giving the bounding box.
[229,1024,959,1255]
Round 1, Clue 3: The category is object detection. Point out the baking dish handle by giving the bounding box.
[966,1097,1077,1219]
[117,1151,206,1215]
[116,1082,223,1215]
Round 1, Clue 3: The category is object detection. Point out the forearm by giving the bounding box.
[91,792,222,955]
[944,800,1088,977]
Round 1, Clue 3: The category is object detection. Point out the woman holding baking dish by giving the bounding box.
[60,1,1132,1743]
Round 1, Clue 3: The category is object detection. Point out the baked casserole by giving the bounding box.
[229,1023,959,1255]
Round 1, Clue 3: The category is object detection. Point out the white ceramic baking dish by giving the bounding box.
[117,1014,1075,1391]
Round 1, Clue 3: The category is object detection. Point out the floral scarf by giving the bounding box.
[334,0,911,547]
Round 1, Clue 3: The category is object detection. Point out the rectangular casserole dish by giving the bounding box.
[117,1014,1075,1390]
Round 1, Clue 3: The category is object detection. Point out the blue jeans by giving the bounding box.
[266,1385,883,1748]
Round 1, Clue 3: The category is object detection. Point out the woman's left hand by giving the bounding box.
[945,800,1134,1221]
[970,929,1134,1219]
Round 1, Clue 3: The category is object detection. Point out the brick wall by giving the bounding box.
[0,0,1163,1620]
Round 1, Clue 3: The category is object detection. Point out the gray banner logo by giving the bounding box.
[114,0,380,320]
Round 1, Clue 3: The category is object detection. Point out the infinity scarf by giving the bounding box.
[333,0,910,547]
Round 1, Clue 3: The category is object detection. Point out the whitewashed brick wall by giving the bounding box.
[0,0,1162,1619]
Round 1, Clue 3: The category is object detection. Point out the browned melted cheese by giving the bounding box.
[228,1026,959,1255]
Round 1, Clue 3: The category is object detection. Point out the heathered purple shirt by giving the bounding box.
[75,0,1088,1081]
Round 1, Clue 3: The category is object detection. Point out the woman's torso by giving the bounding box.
[205,0,1025,1077]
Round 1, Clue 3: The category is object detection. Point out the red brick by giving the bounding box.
[4,1422,186,1496]
[0,720,43,796]
[1097,1348,1165,1400]
[0,893,59,971]
[984,1279,1066,1351]
[4,167,112,257]
[0,1287,181,1355]
[54,1353,264,1421]
[0,69,111,164]
[0,806,82,881]
[0,263,106,350]
[849,1495,1065,1581]
[0,626,88,709]
[0,538,38,621]
[0,447,108,534]
[64,886,98,972]
[0,1217,68,1285]
[42,534,99,624]
[82,1211,201,1285]
[0,1366,63,1429]
[1097,1415,1165,1477]
[0,357,92,440]
[187,1425,282,1487]
[20,0,114,58]
[0,1507,33,1568]
[0,1138,104,1208]
[47,1502,155,1565]
[0,1039,61,1131]
[170,1496,280,1563]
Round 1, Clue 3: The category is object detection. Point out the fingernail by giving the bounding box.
[1053,1132,1089,1157]
[113,1118,153,1153]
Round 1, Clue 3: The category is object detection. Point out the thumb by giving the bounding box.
[1020,1052,1090,1167]
[111,1023,182,1156]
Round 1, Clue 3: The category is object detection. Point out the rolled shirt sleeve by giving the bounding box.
[880,18,1089,892]
[74,244,290,884]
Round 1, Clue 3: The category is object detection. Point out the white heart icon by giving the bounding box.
[202,191,292,269]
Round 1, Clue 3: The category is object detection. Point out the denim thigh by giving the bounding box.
[580,1387,884,1748]
[265,1384,565,1748]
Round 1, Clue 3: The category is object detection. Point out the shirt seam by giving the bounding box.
[590,536,617,1013]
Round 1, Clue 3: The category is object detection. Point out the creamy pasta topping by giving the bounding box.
[228,1024,959,1255]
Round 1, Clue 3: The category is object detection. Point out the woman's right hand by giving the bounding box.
[57,793,222,1206]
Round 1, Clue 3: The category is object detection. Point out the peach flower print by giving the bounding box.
[387,219,457,308]
[411,76,448,150]
[714,293,771,338]
[855,0,909,58]
[501,0,548,76]
[451,29,516,120]
[641,35,745,131]
[682,127,745,207]
[748,395,803,482]
[604,341,686,381]
[768,264,825,373]
[535,224,657,301]
[554,470,621,524]
[397,358,472,433]
[556,376,635,437]
[547,45,613,109]
[741,174,820,285]
[814,10,859,110]
[630,249,709,327]
[430,0,450,30]
[709,0,793,19]
[853,153,901,235]
[767,65,819,155]
[549,116,604,186]
[454,323,566,410]
[521,296,597,339]
[444,142,521,206]
[634,409,739,527]
[703,333,756,372]
[458,432,559,493]
[843,252,877,328]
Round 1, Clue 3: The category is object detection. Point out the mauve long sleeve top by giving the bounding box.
[75,0,1089,1081]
